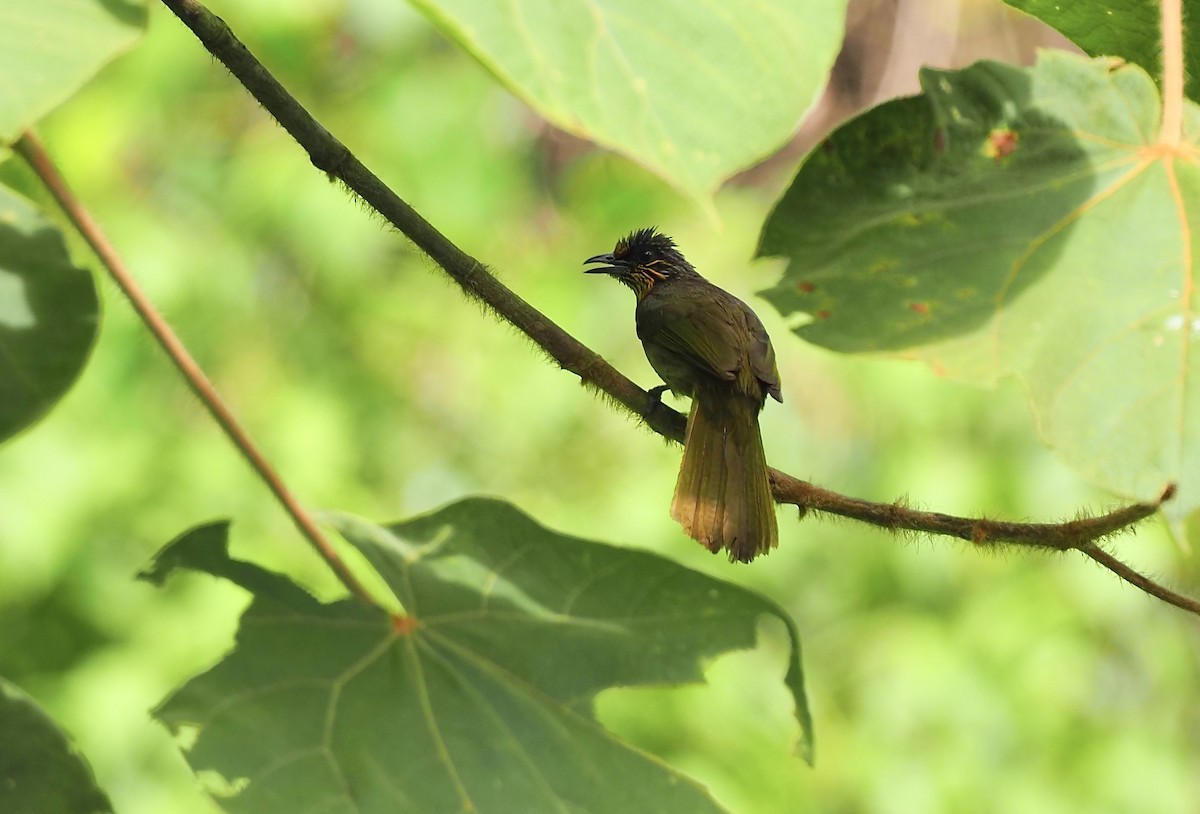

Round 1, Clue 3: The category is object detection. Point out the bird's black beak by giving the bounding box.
[584,253,626,274]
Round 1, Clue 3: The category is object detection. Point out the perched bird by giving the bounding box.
[585,228,782,562]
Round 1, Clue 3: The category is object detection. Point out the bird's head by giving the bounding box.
[584,227,694,297]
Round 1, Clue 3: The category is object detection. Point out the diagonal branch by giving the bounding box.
[159,0,1193,616]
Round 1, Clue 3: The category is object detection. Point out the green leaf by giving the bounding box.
[0,677,113,814]
[146,501,810,813]
[407,0,845,207]
[0,186,99,444]
[0,0,147,143]
[1003,0,1200,102]
[759,52,1196,523]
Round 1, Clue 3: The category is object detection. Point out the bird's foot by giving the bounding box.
[643,386,672,420]
[644,384,670,415]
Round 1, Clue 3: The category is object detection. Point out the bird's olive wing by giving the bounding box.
[637,296,743,382]
[745,313,783,402]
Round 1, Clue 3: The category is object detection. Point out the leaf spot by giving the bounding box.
[984,127,1019,163]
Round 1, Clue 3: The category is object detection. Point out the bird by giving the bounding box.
[585,227,782,562]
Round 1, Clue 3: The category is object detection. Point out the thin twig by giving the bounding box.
[157,0,1192,614]
[1081,541,1200,616]
[14,131,374,606]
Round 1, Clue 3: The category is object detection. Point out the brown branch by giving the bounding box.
[14,131,375,607]
[770,476,1171,549]
[158,0,1192,615]
[1081,539,1200,616]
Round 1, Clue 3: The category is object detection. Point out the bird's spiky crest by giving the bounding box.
[613,227,677,260]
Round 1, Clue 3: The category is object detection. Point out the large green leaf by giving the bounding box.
[144,500,810,814]
[759,52,1198,526]
[407,0,844,206]
[0,0,147,142]
[0,677,113,814]
[0,186,99,444]
[1003,0,1200,102]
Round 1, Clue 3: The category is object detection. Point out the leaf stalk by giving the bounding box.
[15,131,375,606]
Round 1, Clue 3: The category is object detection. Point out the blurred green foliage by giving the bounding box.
[1,1,1198,813]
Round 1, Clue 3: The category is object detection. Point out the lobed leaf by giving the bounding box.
[760,52,1199,527]
[146,500,811,813]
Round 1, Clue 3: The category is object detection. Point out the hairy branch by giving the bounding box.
[1082,538,1200,616]
[160,0,1192,616]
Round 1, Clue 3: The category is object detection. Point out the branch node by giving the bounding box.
[309,141,351,179]
[571,350,608,386]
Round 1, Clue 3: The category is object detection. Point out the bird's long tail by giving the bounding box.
[671,388,777,562]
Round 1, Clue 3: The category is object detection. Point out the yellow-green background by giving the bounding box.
[2,2,1198,812]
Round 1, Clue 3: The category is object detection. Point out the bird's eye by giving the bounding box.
[640,249,655,262]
